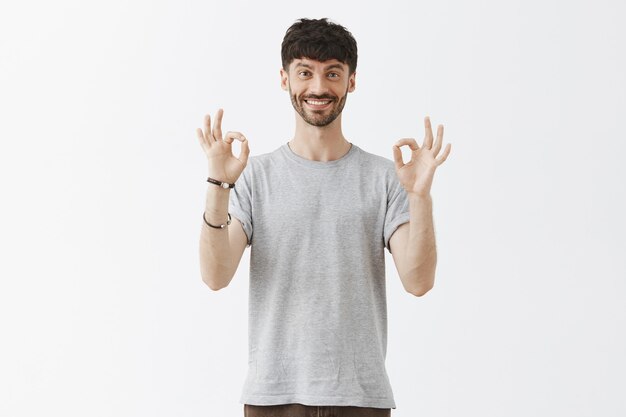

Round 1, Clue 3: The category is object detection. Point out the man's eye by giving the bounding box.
[299,71,310,77]
[328,73,339,78]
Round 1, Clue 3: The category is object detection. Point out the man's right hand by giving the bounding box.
[196,108,250,184]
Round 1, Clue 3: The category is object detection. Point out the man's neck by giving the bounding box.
[288,115,352,162]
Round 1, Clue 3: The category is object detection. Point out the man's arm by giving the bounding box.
[196,108,250,291]
[389,194,437,296]
[390,116,449,296]
[199,186,249,291]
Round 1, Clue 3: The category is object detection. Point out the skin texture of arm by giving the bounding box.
[199,188,249,291]
[389,194,437,296]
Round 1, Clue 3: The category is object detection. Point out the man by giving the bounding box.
[197,18,450,417]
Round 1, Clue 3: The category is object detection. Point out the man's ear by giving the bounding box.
[280,68,289,91]
[348,71,356,93]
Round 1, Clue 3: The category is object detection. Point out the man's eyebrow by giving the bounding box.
[293,62,345,71]
[324,64,345,71]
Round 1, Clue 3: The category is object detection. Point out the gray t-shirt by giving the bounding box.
[229,142,410,409]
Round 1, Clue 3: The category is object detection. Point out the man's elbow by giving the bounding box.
[404,262,437,297]
[405,273,435,297]
[201,273,230,291]
[204,281,226,291]
[407,283,433,297]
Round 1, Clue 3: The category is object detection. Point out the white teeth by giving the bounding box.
[306,100,330,105]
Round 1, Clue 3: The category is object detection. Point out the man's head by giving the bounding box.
[280,18,358,127]
[281,18,358,75]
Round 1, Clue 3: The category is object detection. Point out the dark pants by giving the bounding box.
[244,403,391,417]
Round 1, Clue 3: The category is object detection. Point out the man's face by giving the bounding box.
[280,58,356,127]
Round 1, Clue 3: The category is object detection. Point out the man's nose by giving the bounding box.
[308,74,329,95]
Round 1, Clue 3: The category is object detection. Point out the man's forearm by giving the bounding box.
[199,186,235,290]
[402,194,437,295]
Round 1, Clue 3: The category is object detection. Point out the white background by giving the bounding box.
[1,0,625,416]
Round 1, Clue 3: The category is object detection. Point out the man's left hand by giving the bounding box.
[392,116,451,197]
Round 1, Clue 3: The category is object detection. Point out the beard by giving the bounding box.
[289,86,349,127]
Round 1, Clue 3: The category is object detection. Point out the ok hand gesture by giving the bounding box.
[392,116,451,197]
[196,108,250,184]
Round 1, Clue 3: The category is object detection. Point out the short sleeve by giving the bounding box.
[383,166,410,254]
[228,162,253,247]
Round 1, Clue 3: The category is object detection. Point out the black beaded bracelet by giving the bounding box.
[207,176,235,189]
[203,212,232,229]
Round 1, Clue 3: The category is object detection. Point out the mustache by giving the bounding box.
[302,94,336,101]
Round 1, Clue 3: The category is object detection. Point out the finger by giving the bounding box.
[237,137,250,166]
[423,116,434,149]
[436,143,452,165]
[223,131,244,145]
[393,138,419,168]
[204,114,215,142]
[392,144,404,170]
[432,124,444,155]
[393,138,420,150]
[212,108,224,141]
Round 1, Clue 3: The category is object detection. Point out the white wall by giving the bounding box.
[1,0,624,416]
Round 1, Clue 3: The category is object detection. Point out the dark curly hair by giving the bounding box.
[281,18,358,75]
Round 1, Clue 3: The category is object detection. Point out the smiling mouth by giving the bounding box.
[305,99,332,105]
[303,98,334,109]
